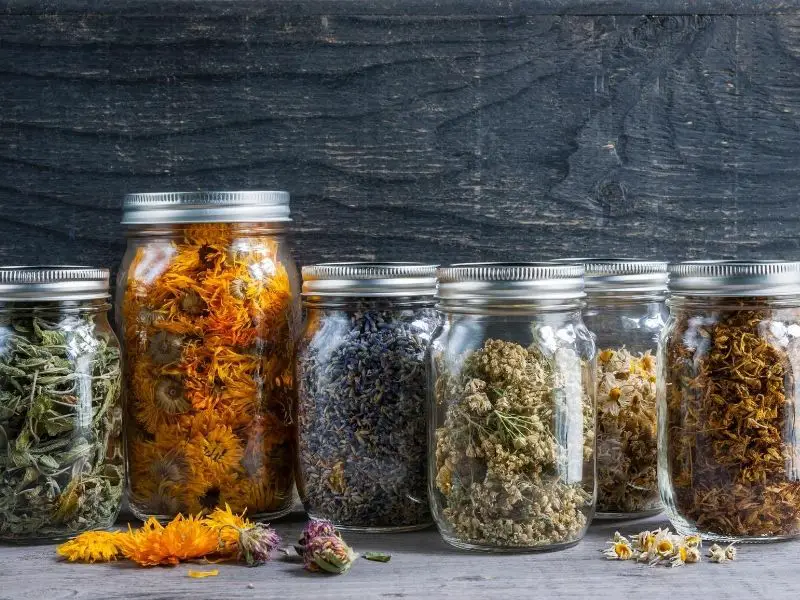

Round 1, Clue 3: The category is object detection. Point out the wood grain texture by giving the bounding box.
[0,513,798,599]
[1,6,800,274]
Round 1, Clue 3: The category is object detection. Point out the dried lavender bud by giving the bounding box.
[433,339,594,549]
[304,535,358,574]
[595,348,659,515]
[239,524,281,566]
[297,306,438,529]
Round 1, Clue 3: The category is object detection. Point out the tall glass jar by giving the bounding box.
[297,263,439,532]
[660,261,800,542]
[575,259,668,520]
[430,263,596,552]
[118,191,301,520]
[0,267,123,542]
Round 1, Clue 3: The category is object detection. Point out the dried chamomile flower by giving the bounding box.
[604,527,718,568]
[595,348,659,515]
[304,535,358,575]
[707,543,737,564]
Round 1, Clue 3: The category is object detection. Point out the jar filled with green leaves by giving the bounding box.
[430,263,596,552]
[660,261,800,542]
[0,267,123,542]
[568,259,667,520]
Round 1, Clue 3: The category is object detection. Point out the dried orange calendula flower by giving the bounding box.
[122,222,298,518]
[57,531,128,563]
[120,515,220,567]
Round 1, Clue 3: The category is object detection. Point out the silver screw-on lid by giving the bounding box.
[669,260,800,296]
[122,191,291,225]
[302,263,438,297]
[436,262,585,308]
[556,258,668,293]
[0,266,110,301]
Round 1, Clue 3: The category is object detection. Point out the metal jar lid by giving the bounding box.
[557,258,668,293]
[0,267,110,301]
[436,262,585,308]
[122,191,290,225]
[669,260,800,297]
[302,263,438,298]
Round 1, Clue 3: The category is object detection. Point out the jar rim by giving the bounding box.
[122,191,291,225]
[669,260,800,297]
[436,262,585,306]
[0,266,110,301]
[302,262,438,298]
[553,257,668,293]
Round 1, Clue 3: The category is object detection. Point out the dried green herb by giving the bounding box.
[434,339,594,549]
[363,551,391,563]
[596,348,659,515]
[0,312,123,541]
[665,306,800,538]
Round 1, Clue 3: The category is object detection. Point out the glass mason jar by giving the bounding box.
[118,191,301,520]
[430,263,596,552]
[0,267,123,542]
[659,261,800,542]
[297,263,439,532]
[575,259,668,520]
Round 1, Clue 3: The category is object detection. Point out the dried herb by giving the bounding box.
[304,535,358,574]
[0,312,123,541]
[665,306,800,538]
[297,306,438,529]
[363,551,391,562]
[58,505,281,566]
[434,339,594,549]
[596,348,659,515]
[602,528,703,567]
[122,223,298,517]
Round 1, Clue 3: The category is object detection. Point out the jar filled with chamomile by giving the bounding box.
[296,263,440,532]
[660,261,800,542]
[566,259,667,520]
[118,191,301,520]
[0,267,123,542]
[429,263,596,552]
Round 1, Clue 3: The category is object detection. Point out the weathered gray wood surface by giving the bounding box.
[0,513,797,599]
[2,2,800,273]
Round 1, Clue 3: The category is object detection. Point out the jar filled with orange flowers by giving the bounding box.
[119,191,301,521]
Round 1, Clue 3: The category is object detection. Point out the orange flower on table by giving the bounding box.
[120,515,219,567]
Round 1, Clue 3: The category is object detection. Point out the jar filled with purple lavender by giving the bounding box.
[297,263,439,532]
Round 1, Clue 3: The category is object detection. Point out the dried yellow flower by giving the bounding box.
[57,531,127,563]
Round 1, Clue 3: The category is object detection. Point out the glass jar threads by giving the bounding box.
[296,263,439,532]
[660,261,800,542]
[0,267,123,542]
[430,263,596,552]
[578,259,667,519]
[119,191,301,520]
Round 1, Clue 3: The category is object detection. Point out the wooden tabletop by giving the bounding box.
[0,512,797,599]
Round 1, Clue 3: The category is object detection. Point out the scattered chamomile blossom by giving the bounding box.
[708,543,737,564]
[304,535,358,575]
[602,528,730,568]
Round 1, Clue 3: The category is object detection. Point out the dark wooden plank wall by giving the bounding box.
[1,1,799,272]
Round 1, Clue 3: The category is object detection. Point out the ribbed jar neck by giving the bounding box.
[585,290,667,307]
[303,295,436,310]
[124,222,288,239]
[0,298,111,315]
[436,298,586,315]
[668,294,800,310]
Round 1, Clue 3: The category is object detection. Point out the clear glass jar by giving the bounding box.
[118,192,301,520]
[429,263,596,552]
[0,267,123,542]
[659,261,800,542]
[575,259,667,520]
[297,263,439,532]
